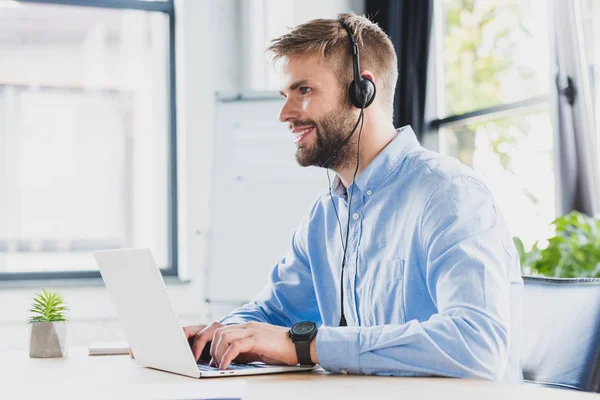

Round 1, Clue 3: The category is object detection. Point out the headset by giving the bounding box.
[326,18,377,327]
[321,19,377,170]
[339,20,377,109]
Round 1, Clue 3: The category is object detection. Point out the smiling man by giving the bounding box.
[183,13,523,383]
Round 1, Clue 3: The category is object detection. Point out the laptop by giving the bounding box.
[93,248,315,378]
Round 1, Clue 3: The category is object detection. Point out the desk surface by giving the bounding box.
[1,348,596,399]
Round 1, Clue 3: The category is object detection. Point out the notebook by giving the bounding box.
[88,342,130,356]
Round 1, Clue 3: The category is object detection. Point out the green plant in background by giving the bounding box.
[515,211,600,278]
[28,289,69,323]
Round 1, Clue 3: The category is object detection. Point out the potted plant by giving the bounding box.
[514,211,600,278]
[28,288,69,358]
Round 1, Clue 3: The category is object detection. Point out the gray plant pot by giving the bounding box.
[29,322,67,358]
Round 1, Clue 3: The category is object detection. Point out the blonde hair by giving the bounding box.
[267,13,398,118]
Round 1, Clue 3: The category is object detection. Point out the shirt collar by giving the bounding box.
[331,125,420,197]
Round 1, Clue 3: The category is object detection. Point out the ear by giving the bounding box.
[360,70,375,83]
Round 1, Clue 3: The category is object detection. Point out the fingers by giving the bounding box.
[212,328,252,367]
[209,326,227,364]
[190,322,223,361]
[210,322,257,367]
[219,337,255,370]
[192,333,211,362]
[183,324,205,340]
[206,322,292,369]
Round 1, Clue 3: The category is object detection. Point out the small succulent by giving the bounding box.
[28,289,69,323]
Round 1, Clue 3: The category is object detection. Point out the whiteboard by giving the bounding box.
[207,98,328,304]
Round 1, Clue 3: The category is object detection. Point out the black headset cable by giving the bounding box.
[328,104,365,327]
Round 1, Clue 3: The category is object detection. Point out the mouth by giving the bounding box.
[292,126,316,144]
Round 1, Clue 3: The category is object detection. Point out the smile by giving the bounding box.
[293,126,315,144]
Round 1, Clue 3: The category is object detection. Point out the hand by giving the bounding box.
[210,321,297,370]
[183,321,225,361]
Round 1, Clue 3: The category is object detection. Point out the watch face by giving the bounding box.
[293,322,316,336]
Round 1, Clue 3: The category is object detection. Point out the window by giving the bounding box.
[581,0,599,139]
[0,0,177,280]
[431,0,555,248]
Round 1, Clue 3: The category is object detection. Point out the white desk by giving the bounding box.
[1,348,596,399]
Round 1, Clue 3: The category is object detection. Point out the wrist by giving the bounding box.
[289,321,318,365]
[309,334,319,364]
[288,334,318,365]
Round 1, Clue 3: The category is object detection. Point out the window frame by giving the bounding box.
[425,0,558,250]
[428,0,551,135]
[0,0,179,281]
[429,96,549,130]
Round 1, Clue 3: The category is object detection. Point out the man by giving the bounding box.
[184,13,523,383]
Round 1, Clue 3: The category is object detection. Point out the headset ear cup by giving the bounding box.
[349,76,377,108]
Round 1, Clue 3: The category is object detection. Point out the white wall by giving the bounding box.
[0,0,364,351]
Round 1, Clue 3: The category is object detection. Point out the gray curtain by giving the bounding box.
[553,0,598,217]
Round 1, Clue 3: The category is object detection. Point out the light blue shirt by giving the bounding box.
[220,126,523,384]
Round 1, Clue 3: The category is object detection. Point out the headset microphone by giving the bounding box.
[321,20,377,170]
[320,110,364,169]
[326,18,377,327]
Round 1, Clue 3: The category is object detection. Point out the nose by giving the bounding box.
[279,97,300,123]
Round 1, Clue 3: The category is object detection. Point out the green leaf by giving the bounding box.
[28,289,68,323]
[524,211,600,278]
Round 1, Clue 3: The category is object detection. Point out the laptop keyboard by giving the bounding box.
[197,361,260,371]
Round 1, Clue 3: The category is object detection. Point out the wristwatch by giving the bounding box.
[289,321,318,366]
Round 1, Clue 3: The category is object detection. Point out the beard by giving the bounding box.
[294,104,359,170]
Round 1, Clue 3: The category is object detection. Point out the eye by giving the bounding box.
[299,87,312,95]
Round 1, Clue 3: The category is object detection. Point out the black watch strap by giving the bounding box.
[293,340,313,365]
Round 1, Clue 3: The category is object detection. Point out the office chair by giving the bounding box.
[521,275,600,392]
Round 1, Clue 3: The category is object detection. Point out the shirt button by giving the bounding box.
[352,213,359,220]
[366,190,373,196]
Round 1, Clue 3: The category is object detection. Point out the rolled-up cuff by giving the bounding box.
[315,326,361,374]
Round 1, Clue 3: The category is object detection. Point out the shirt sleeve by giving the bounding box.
[316,175,518,381]
[219,212,322,328]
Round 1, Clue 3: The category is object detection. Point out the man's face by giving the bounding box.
[278,55,358,169]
